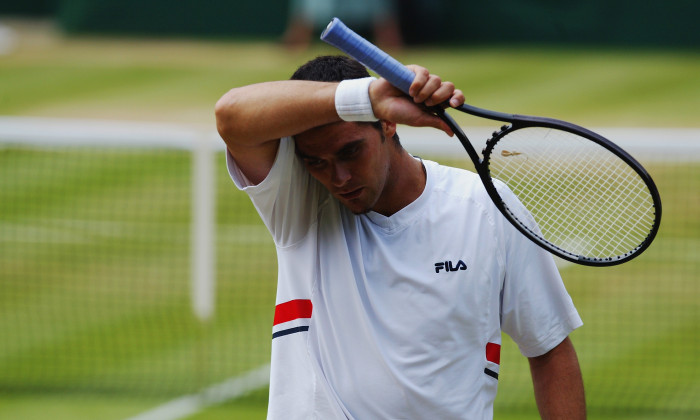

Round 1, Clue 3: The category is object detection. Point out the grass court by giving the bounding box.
[0,21,698,419]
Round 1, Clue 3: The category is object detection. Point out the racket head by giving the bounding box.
[320,17,663,266]
[478,119,662,266]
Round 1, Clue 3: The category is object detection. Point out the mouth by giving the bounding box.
[338,187,363,200]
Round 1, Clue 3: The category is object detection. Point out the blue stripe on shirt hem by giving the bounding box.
[272,326,309,339]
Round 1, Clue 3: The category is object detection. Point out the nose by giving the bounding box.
[331,162,351,187]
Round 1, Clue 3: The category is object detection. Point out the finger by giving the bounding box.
[423,81,456,107]
[411,112,455,137]
[449,89,465,108]
[413,74,442,104]
[430,115,455,137]
[406,65,429,97]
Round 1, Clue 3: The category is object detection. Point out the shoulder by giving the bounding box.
[424,159,488,201]
[421,159,500,226]
[227,136,295,190]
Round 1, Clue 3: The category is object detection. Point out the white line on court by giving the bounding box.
[0,220,270,245]
[398,126,700,162]
[124,364,270,420]
[1,116,698,161]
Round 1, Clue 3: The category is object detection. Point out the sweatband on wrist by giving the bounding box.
[334,77,378,122]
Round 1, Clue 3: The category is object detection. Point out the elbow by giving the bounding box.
[215,87,253,146]
[214,92,237,142]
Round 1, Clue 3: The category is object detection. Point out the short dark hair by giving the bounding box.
[291,55,370,82]
[291,55,400,145]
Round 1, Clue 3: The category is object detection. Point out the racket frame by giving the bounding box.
[439,108,662,266]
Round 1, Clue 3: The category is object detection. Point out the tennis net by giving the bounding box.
[0,117,275,397]
[1,118,698,417]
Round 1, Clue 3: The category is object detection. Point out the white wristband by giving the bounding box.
[334,77,378,122]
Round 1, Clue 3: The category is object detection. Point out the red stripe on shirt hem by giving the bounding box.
[273,299,313,326]
[486,342,501,365]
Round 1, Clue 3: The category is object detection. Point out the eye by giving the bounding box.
[304,157,326,170]
[338,144,361,161]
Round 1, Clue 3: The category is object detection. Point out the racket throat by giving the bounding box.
[436,109,483,165]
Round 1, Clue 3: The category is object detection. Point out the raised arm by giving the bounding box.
[214,80,340,185]
[214,66,464,185]
[528,336,586,420]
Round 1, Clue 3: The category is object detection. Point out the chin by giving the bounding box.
[350,207,372,215]
[341,200,373,215]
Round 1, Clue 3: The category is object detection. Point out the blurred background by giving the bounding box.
[0,1,698,419]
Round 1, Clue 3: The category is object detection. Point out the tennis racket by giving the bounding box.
[321,18,661,267]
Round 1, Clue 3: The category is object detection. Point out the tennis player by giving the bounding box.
[215,55,585,419]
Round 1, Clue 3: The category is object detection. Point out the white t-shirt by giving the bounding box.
[227,137,582,420]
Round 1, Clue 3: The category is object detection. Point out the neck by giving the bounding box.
[372,149,427,216]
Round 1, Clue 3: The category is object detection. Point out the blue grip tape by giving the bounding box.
[321,18,415,95]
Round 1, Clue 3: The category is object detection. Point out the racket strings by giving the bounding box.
[548,156,649,254]
[488,127,656,260]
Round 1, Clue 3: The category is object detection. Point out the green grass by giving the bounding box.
[0,150,273,397]
[0,153,696,420]
[0,21,698,419]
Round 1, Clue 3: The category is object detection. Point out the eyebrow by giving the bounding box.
[336,139,365,157]
[296,138,365,161]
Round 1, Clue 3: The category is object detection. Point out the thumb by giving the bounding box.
[420,114,454,137]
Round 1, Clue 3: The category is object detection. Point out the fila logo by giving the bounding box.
[435,260,467,273]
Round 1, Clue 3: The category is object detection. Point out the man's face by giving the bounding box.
[294,121,395,215]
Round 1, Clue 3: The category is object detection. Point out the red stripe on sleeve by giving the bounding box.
[273,299,313,326]
[486,342,501,365]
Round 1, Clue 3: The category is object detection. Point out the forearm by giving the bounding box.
[528,337,586,420]
[215,80,340,148]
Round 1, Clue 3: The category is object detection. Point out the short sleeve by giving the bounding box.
[226,137,326,247]
[497,184,583,357]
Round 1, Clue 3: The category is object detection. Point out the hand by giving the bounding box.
[407,65,464,108]
[369,65,465,136]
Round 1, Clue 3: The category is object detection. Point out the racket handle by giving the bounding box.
[321,18,414,95]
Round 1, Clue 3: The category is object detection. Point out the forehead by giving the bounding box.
[294,122,378,156]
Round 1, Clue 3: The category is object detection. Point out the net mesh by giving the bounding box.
[0,133,698,418]
[486,127,658,262]
[0,145,275,397]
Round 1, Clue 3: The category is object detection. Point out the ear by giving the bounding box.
[380,120,397,139]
